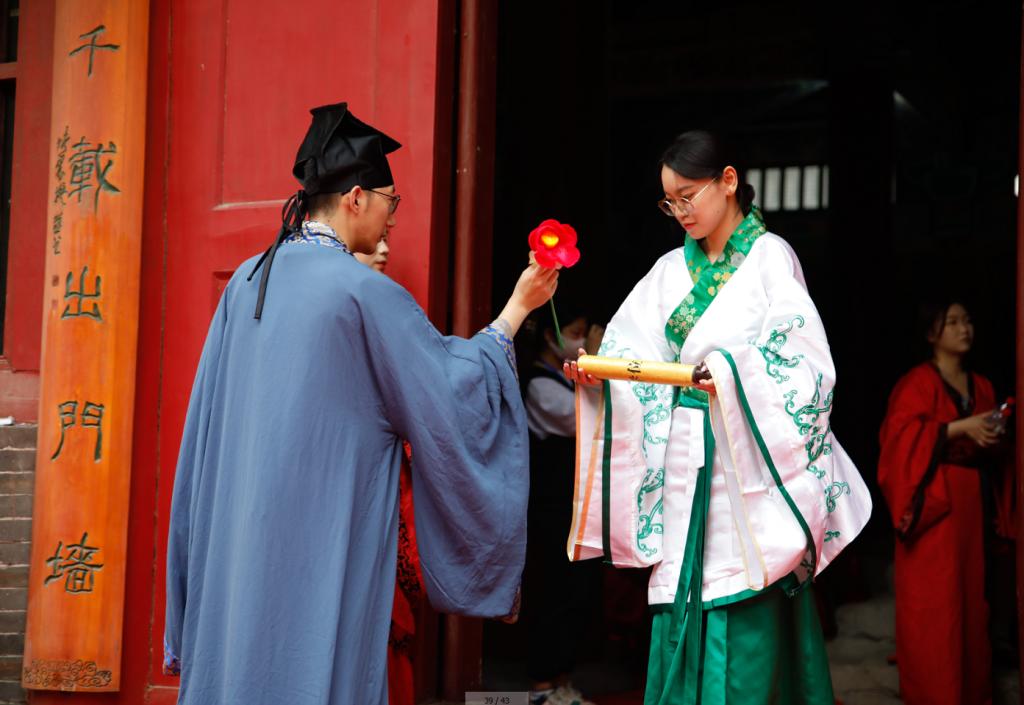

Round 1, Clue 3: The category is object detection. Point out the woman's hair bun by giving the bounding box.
[738,183,755,213]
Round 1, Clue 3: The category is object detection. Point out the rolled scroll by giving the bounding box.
[576,355,703,387]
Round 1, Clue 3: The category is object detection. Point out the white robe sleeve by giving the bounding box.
[703,237,871,585]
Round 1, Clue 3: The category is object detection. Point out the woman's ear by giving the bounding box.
[722,166,739,195]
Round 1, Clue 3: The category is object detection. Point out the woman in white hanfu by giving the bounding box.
[564,131,871,704]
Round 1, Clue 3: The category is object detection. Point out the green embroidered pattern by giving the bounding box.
[643,405,671,448]
[631,382,658,405]
[598,330,670,558]
[757,316,806,383]
[824,530,840,542]
[783,373,833,436]
[824,482,850,512]
[783,373,840,507]
[664,207,766,357]
[755,318,851,525]
[636,468,665,557]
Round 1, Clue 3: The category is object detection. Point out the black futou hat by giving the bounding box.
[247,103,402,319]
[293,102,402,196]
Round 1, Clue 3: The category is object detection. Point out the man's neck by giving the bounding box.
[308,216,358,251]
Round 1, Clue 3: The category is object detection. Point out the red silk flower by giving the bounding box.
[528,219,580,269]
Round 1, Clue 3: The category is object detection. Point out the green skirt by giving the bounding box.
[644,584,835,705]
[643,394,834,704]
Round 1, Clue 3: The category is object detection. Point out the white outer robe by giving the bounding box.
[568,233,872,605]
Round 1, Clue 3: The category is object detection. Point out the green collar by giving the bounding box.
[665,206,766,358]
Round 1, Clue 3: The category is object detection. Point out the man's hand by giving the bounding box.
[494,257,559,337]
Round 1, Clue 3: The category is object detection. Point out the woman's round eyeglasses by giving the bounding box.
[366,189,401,215]
[657,177,717,218]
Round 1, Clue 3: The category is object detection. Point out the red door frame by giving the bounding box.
[0,0,56,422]
[1016,9,1024,695]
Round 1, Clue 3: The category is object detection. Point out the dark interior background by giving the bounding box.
[485,0,1021,690]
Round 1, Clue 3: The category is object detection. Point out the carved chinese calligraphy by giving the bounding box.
[68,137,119,212]
[61,267,102,321]
[49,401,104,462]
[52,127,69,255]
[44,533,104,594]
[68,26,120,78]
[24,0,149,693]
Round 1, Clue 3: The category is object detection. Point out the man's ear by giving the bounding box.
[348,185,364,211]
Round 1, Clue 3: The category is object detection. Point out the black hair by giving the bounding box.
[920,298,970,342]
[917,297,973,365]
[308,192,340,219]
[659,130,755,215]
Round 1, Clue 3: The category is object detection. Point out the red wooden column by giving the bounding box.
[1017,7,1024,691]
[445,0,498,699]
[22,0,148,692]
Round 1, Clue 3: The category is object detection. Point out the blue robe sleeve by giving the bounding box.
[357,276,529,618]
[163,295,228,675]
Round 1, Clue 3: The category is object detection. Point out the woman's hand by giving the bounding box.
[949,412,1000,448]
[563,348,601,387]
[495,257,559,336]
[692,361,717,396]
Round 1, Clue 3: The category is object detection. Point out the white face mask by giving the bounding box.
[549,334,586,359]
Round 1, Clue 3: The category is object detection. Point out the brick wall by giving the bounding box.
[0,425,35,704]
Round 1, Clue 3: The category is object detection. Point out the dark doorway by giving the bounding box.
[487,1,1020,700]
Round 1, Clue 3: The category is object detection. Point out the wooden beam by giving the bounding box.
[22,0,149,692]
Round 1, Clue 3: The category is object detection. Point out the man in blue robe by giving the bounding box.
[164,102,558,705]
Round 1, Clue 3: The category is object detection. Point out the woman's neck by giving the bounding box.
[932,349,964,379]
[700,205,744,262]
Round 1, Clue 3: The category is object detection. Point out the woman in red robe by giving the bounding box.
[878,301,1003,705]
[388,445,423,705]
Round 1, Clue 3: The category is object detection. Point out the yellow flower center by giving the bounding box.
[540,232,560,248]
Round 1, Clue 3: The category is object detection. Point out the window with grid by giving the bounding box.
[746,164,829,213]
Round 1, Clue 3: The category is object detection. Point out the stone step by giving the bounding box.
[0,427,35,452]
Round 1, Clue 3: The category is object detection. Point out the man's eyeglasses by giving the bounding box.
[657,177,717,218]
[366,189,401,215]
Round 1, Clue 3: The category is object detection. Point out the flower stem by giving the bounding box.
[549,297,565,349]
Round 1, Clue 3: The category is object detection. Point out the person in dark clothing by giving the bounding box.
[523,302,602,705]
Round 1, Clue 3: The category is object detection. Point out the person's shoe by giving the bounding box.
[529,688,555,705]
[543,684,596,705]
